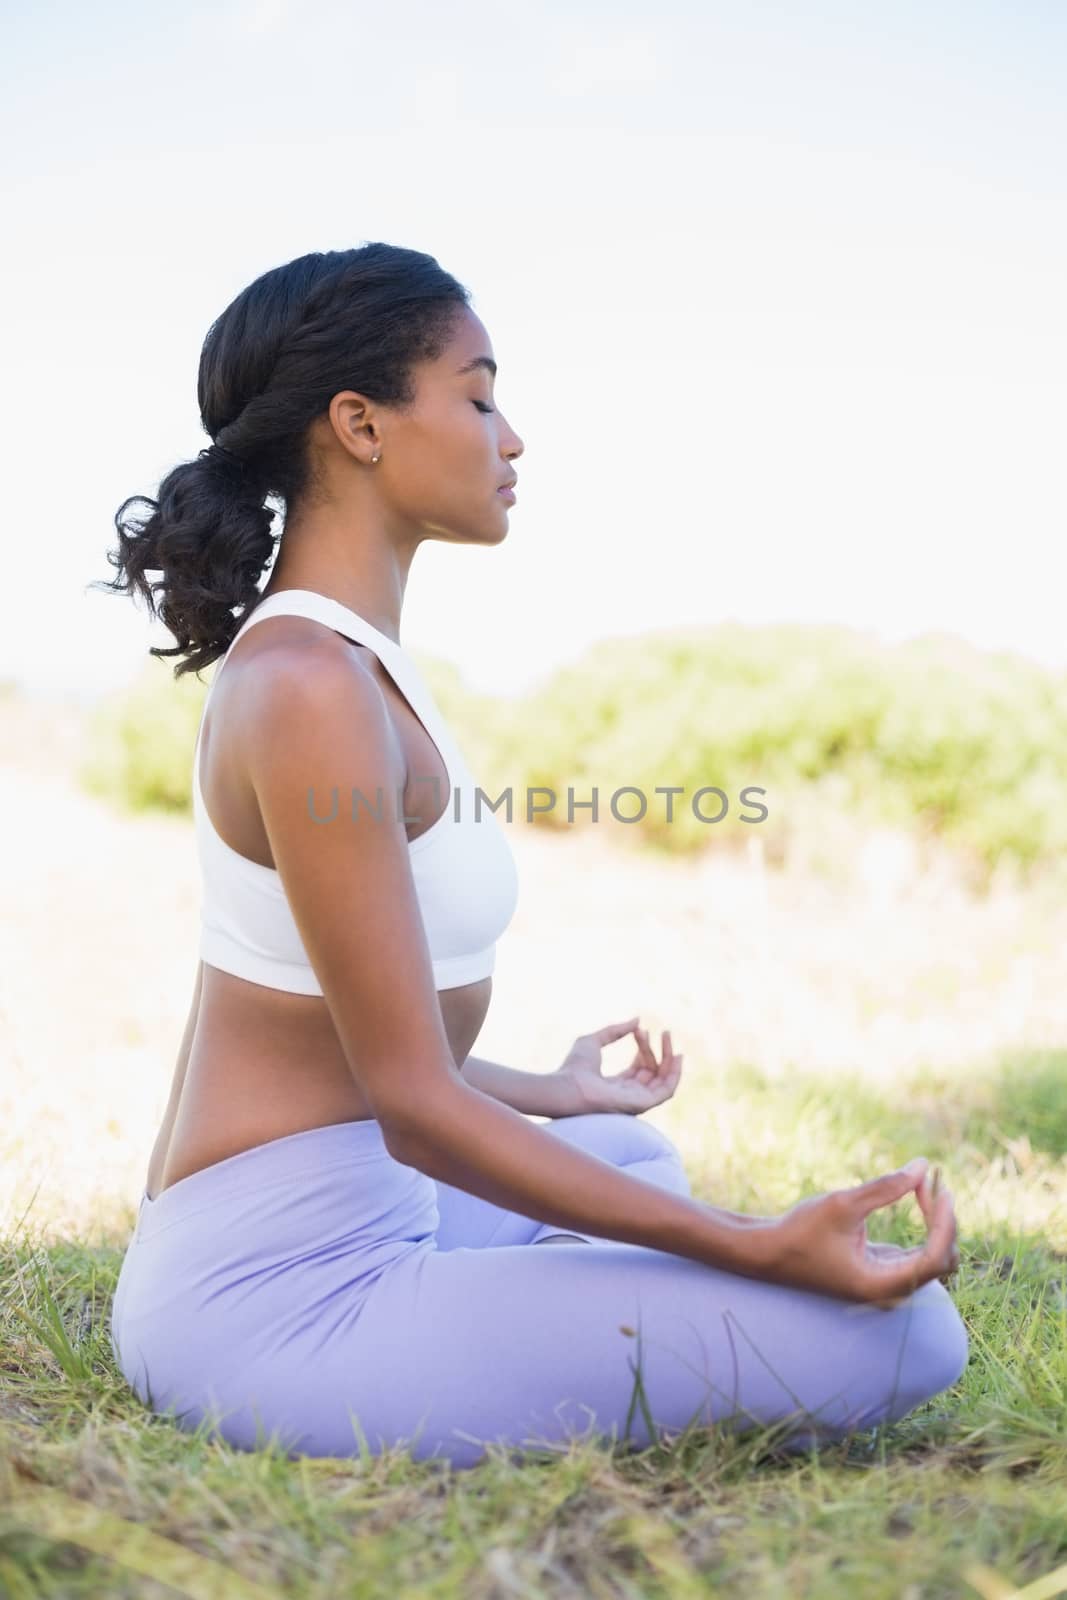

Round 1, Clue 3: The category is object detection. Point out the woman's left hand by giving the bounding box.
[556,1017,684,1115]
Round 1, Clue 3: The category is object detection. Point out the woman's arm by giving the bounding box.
[459,1054,585,1117]
[144,959,204,1197]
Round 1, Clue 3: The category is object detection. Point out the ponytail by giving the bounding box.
[99,442,279,679]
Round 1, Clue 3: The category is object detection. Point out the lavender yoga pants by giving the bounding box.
[110,1112,969,1468]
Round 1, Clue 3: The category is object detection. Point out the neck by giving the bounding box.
[260,551,410,647]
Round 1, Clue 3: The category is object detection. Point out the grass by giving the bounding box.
[2,1050,1066,1599]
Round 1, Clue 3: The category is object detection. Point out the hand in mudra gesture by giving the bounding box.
[763,1158,961,1308]
[557,1016,683,1115]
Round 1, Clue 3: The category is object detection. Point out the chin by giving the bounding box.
[468,526,509,549]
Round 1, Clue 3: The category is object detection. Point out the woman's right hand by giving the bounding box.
[754,1157,960,1307]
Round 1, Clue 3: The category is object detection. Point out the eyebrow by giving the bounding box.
[456,355,497,378]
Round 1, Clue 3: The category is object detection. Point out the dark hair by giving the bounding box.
[92,243,472,679]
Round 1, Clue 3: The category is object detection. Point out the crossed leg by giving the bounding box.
[173,1111,969,1466]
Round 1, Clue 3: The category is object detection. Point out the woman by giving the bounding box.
[101,243,966,1469]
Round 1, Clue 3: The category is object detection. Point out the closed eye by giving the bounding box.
[473,401,495,413]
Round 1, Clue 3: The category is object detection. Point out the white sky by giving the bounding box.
[3,0,1064,702]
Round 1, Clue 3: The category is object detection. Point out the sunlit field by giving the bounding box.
[2,682,1065,1598]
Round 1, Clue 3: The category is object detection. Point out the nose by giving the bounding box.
[501,417,524,460]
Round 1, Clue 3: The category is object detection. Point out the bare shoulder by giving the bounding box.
[232,622,402,783]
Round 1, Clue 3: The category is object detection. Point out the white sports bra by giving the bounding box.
[192,588,519,994]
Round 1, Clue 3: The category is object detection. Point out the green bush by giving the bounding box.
[80,659,209,814]
[79,623,1067,882]
[491,623,1067,880]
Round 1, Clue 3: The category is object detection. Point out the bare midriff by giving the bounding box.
[156,968,490,1194]
[151,619,489,1198]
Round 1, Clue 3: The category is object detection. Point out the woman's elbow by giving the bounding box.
[365,1067,463,1163]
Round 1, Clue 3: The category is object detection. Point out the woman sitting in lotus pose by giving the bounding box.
[102,241,966,1468]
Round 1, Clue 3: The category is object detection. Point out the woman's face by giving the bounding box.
[330,304,525,548]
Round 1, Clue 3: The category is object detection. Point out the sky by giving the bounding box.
[2,0,1064,702]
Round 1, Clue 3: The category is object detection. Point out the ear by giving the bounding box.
[328,391,382,467]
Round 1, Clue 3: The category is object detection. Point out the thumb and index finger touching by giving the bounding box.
[849,1156,958,1295]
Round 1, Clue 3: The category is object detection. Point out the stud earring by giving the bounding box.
[371,453,381,464]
